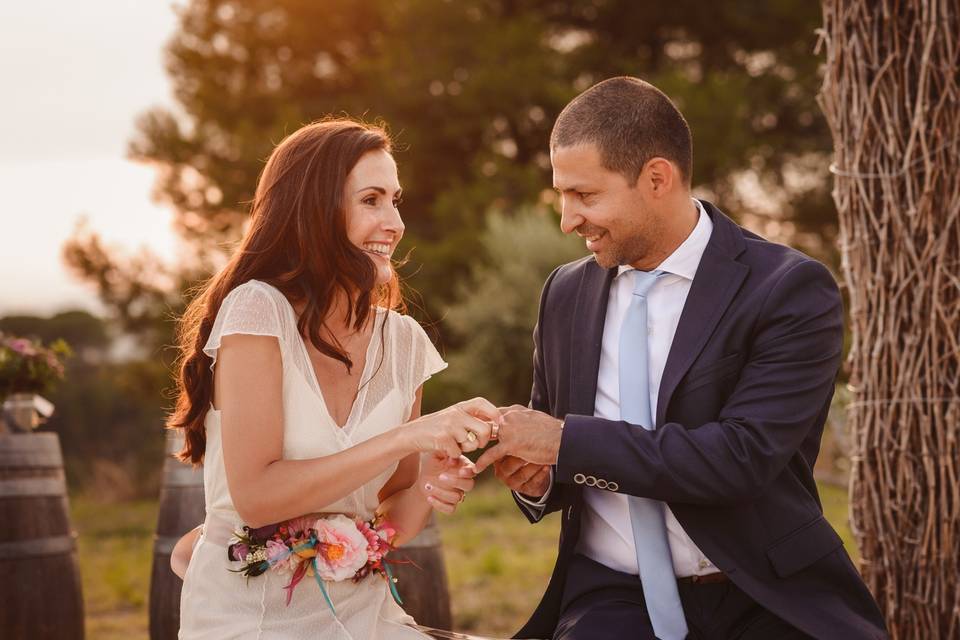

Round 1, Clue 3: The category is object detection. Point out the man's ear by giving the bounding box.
[640,157,676,197]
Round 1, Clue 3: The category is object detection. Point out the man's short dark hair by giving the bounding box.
[551,77,693,186]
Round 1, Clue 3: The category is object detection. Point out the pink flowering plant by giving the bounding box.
[228,513,401,610]
[0,333,72,401]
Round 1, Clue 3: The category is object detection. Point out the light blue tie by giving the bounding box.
[620,270,688,640]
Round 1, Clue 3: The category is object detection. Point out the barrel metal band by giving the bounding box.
[163,464,204,487]
[0,534,76,559]
[404,523,441,548]
[0,476,66,497]
[154,535,180,556]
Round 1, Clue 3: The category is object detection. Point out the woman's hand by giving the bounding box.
[403,397,500,459]
[419,453,477,515]
[170,525,202,580]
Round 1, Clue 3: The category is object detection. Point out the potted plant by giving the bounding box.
[0,333,71,432]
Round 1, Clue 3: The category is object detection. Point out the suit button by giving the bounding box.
[608,482,619,492]
[585,476,597,487]
[596,479,608,489]
[574,473,586,485]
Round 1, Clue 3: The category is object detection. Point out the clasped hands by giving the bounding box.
[413,400,562,512]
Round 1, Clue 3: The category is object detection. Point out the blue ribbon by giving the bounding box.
[383,562,403,606]
[313,557,337,615]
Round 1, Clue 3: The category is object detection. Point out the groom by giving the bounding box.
[475,77,887,640]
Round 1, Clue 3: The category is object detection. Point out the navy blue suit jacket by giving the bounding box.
[514,202,887,640]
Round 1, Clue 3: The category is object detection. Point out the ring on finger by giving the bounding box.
[457,491,465,503]
[490,421,500,439]
[465,431,478,443]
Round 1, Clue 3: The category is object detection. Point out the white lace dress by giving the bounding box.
[179,279,447,640]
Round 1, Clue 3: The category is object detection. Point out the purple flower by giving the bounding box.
[228,542,250,562]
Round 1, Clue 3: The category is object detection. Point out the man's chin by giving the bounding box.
[592,251,618,269]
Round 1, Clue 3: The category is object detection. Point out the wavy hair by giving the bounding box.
[168,119,402,464]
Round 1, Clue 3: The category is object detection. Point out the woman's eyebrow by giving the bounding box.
[355,186,402,195]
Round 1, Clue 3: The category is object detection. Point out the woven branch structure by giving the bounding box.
[818,1,960,637]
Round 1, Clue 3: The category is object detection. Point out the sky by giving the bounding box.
[0,1,182,316]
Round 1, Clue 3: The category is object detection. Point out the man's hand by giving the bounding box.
[474,405,563,473]
[493,455,551,498]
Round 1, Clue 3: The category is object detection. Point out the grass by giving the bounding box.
[71,480,853,639]
[72,498,156,640]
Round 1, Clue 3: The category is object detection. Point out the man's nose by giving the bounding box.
[559,200,583,235]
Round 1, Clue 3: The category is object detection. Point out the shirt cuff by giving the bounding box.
[513,467,555,507]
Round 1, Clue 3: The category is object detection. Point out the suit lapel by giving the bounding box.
[568,260,616,417]
[656,206,750,426]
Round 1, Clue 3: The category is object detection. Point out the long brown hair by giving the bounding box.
[168,118,402,464]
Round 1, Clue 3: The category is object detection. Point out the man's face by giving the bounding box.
[551,143,659,269]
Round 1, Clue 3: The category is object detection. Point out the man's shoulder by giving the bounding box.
[736,222,833,282]
[548,254,598,290]
[536,255,598,317]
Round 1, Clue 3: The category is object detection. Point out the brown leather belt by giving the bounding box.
[677,572,729,585]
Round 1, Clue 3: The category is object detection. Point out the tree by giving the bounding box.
[66,0,838,334]
[818,1,960,637]
[433,207,585,411]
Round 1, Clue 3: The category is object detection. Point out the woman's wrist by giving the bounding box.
[387,420,420,458]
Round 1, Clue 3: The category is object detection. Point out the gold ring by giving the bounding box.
[490,422,500,440]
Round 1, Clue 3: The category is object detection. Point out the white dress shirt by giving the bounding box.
[520,199,718,578]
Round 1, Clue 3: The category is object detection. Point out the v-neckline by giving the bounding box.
[284,300,382,431]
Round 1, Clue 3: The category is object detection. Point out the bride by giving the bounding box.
[167,118,499,639]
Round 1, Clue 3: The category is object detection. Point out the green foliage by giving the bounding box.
[0,310,108,352]
[62,0,834,333]
[429,207,585,410]
[1,311,169,496]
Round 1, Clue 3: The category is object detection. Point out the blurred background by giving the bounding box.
[1,1,855,637]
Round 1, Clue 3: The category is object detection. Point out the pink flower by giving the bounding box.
[357,521,383,562]
[266,539,294,574]
[9,339,36,356]
[311,515,369,581]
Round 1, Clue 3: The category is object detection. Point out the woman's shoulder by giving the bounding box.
[211,279,293,337]
[220,279,289,312]
[383,308,423,335]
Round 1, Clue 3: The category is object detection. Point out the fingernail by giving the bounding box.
[424,483,433,491]
[439,474,450,482]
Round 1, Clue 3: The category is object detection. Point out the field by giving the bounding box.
[73,480,855,639]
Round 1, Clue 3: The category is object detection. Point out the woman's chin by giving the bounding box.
[374,267,394,287]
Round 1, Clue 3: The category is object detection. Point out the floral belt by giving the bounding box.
[206,512,402,613]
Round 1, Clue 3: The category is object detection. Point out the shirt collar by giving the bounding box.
[616,198,713,281]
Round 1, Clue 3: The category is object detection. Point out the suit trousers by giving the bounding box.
[553,554,812,640]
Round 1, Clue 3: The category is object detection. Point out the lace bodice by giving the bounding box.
[199,279,447,523]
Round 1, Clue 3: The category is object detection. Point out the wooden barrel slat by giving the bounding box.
[150,430,206,640]
[0,433,84,639]
[0,448,63,469]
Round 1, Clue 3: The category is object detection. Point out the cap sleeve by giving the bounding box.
[202,281,284,371]
[400,314,448,391]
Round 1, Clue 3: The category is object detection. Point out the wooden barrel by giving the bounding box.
[149,430,205,640]
[0,433,84,639]
[392,515,453,630]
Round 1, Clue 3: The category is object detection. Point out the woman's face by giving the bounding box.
[343,150,404,286]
